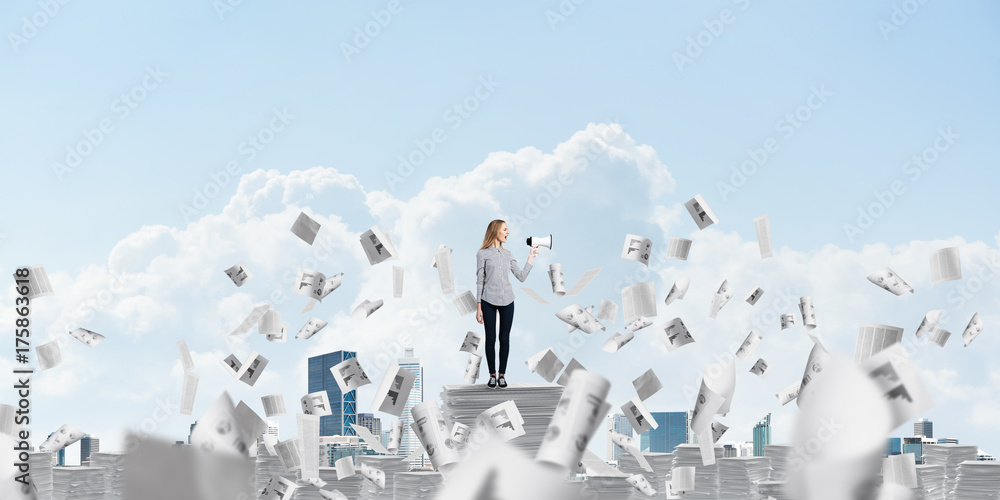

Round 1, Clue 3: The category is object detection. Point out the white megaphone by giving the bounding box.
[526,234,552,250]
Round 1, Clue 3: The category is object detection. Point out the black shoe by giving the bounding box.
[487,375,497,389]
[497,376,507,389]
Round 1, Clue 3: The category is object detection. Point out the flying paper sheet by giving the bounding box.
[621,397,657,434]
[451,422,471,445]
[330,360,369,396]
[301,273,344,312]
[358,462,386,489]
[689,382,723,434]
[549,263,566,296]
[776,380,801,406]
[963,312,983,347]
[178,340,195,372]
[664,277,690,306]
[526,348,564,383]
[464,353,482,384]
[350,424,390,454]
[602,331,634,353]
[626,473,658,496]
[260,475,298,500]
[290,212,321,245]
[387,419,403,454]
[459,331,484,353]
[298,414,320,480]
[234,351,268,387]
[519,286,550,304]
[410,401,462,471]
[393,265,404,298]
[234,401,267,448]
[610,431,653,472]
[735,331,762,361]
[632,369,662,401]
[749,358,770,378]
[190,392,248,455]
[68,327,105,347]
[929,246,962,285]
[622,281,656,323]
[0,405,19,437]
[744,286,764,305]
[625,316,653,332]
[566,305,596,333]
[319,489,348,500]
[915,310,941,339]
[555,358,587,386]
[295,317,328,340]
[475,400,527,442]
[536,370,611,471]
[854,323,904,363]
[799,296,817,329]
[710,420,729,443]
[597,299,618,322]
[266,324,287,343]
[555,304,605,333]
[708,279,733,319]
[684,193,719,229]
[659,317,694,352]
[928,327,951,347]
[671,466,695,493]
[868,267,914,295]
[274,438,302,472]
[39,423,85,453]
[667,237,692,260]
[181,372,199,416]
[433,244,455,295]
[704,359,736,415]
[15,265,54,299]
[258,309,281,337]
[371,363,417,416]
[36,340,62,370]
[261,394,286,417]
[360,225,398,265]
[621,234,653,266]
[224,261,252,287]
[295,270,328,300]
[351,299,384,320]
[452,291,477,316]
[797,335,831,408]
[335,456,355,480]
[565,267,602,297]
[780,313,797,330]
[229,303,271,336]
[754,214,773,258]
[882,453,918,489]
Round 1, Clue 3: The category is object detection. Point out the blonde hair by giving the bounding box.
[480,219,507,250]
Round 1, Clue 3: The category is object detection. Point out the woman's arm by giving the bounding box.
[509,246,538,283]
[476,250,486,302]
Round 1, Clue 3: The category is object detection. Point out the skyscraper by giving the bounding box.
[753,414,771,457]
[886,437,902,456]
[309,350,358,436]
[607,414,635,462]
[357,413,382,438]
[642,412,688,453]
[398,346,424,467]
[914,418,933,438]
[80,435,99,466]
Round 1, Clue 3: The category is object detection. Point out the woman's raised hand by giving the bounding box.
[528,245,540,261]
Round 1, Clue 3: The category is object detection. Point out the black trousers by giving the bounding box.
[481,299,514,374]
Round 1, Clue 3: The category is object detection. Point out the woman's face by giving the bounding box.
[497,223,508,244]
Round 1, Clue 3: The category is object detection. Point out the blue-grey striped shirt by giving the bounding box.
[476,246,532,306]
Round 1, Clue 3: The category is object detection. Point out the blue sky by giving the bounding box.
[2,0,999,466]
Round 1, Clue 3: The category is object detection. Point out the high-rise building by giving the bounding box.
[753,414,771,457]
[642,412,688,453]
[903,437,925,464]
[914,419,933,438]
[736,441,755,457]
[308,350,359,436]
[607,414,635,462]
[189,422,197,444]
[80,435,99,466]
[937,438,958,445]
[399,346,424,467]
[886,437,902,456]
[723,444,737,458]
[686,410,697,445]
[357,413,382,438]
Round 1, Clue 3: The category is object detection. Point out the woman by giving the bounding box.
[476,219,539,389]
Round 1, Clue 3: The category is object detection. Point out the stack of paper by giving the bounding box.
[440,383,564,458]
[29,451,54,500]
[392,471,443,500]
[52,466,105,500]
[582,474,636,499]
[91,452,126,499]
[915,464,946,500]
[718,456,771,499]
[291,467,365,500]
[922,444,978,498]
[356,455,409,499]
[952,461,1000,500]
[254,452,291,492]
[618,452,673,499]
[672,444,723,499]
[756,480,793,500]
[763,444,793,481]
